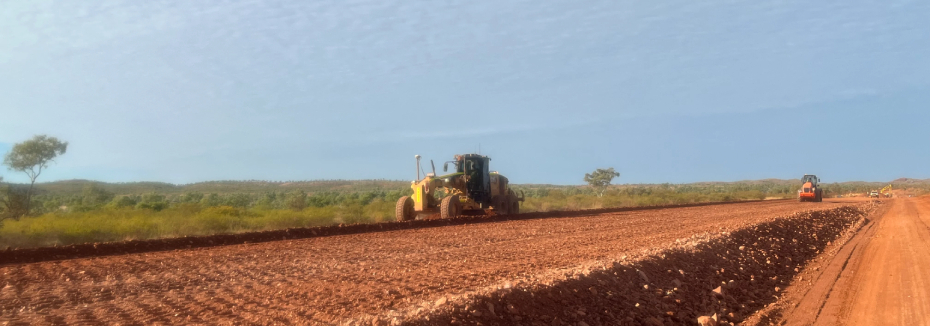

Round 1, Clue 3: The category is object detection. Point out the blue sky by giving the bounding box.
[1,0,928,185]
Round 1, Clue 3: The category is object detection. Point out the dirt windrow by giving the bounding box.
[388,206,870,326]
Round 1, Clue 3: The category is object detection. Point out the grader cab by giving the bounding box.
[396,154,524,221]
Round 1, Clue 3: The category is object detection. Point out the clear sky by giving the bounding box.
[1,0,928,185]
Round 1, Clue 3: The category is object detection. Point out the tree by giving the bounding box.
[224,193,252,208]
[81,184,114,208]
[0,176,7,223]
[136,193,168,211]
[0,176,30,225]
[2,135,68,217]
[107,196,138,209]
[179,192,204,204]
[201,193,222,207]
[255,192,279,210]
[285,190,308,211]
[584,167,620,197]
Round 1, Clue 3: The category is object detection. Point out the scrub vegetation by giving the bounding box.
[0,179,927,249]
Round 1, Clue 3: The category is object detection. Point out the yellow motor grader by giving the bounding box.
[396,154,524,221]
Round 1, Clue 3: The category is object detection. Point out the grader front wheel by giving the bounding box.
[395,196,415,221]
[440,195,460,219]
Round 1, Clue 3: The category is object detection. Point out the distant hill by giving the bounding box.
[891,178,930,184]
[687,178,929,188]
[26,179,411,196]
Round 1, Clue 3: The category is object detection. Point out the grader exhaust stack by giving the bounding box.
[396,154,524,221]
[415,155,421,181]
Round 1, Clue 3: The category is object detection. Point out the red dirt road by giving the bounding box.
[0,200,854,325]
[776,197,930,326]
[846,197,930,325]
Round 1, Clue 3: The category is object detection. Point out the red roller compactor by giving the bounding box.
[798,174,823,202]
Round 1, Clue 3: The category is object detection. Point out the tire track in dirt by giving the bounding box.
[0,199,862,325]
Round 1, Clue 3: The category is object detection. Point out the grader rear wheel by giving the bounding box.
[440,195,461,219]
[395,196,415,221]
[510,200,519,214]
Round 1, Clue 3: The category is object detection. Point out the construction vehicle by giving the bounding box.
[396,154,524,221]
[798,174,823,202]
[880,185,893,198]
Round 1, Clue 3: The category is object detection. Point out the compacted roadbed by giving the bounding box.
[0,199,865,325]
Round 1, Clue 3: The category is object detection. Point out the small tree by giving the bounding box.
[107,196,138,209]
[225,193,252,208]
[0,176,6,223]
[201,193,222,207]
[179,192,204,204]
[3,135,68,217]
[81,183,114,208]
[584,167,620,197]
[256,192,278,210]
[286,190,308,211]
[136,193,169,211]
[0,174,30,225]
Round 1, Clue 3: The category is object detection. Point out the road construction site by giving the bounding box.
[0,197,889,325]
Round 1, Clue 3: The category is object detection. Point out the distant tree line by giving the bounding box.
[27,184,413,214]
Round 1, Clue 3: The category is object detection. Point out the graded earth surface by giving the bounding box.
[772,196,930,326]
[0,199,872,325]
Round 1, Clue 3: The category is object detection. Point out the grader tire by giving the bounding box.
[510,200,520,214]
[395,196,415,221]
[440,195,460,219]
